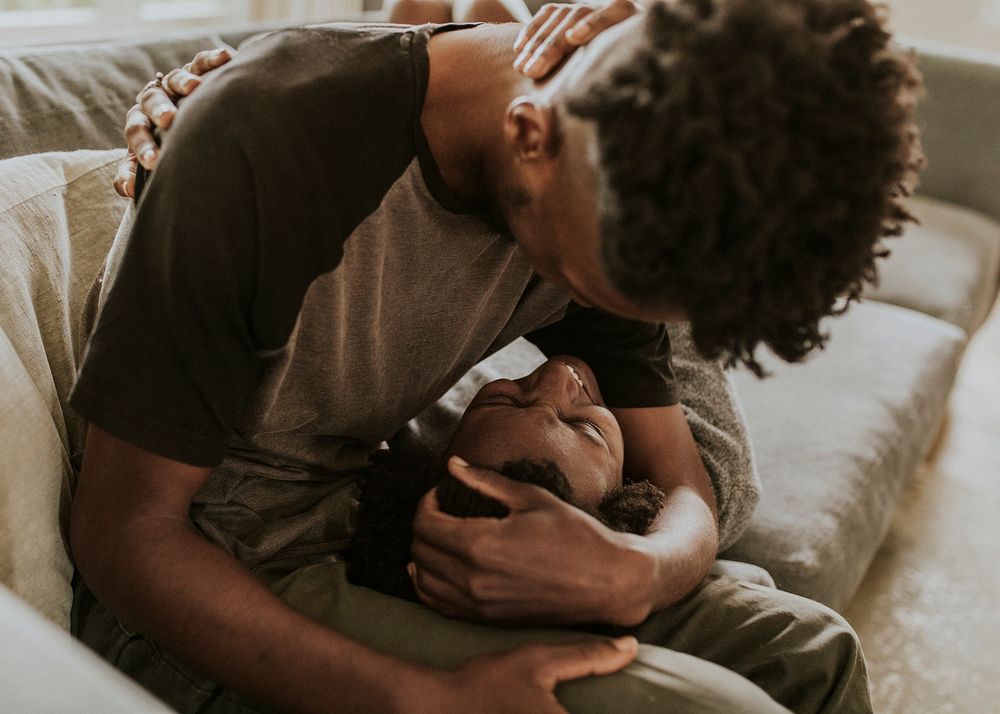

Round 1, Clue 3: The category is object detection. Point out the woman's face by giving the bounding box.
[445,356,625,510]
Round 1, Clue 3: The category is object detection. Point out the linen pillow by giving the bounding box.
[0,149,124,628]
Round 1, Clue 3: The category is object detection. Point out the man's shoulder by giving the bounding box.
[221,24,422,108]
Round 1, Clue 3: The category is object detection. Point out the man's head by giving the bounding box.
[498,0,924,373]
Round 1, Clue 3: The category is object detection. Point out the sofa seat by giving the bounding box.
[722,300,965,611]
[864,194,1000,334]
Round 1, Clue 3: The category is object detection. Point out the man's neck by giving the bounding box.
[423,24,530,207]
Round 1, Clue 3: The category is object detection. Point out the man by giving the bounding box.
[70,0,920,711]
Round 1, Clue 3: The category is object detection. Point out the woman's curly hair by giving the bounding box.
[566,0,925,374]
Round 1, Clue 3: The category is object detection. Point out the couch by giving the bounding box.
[1,24,999,710]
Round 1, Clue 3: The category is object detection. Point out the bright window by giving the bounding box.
[0,0,363,47]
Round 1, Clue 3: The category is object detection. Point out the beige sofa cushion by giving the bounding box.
[0,149,124,627]
[725,301,966,610]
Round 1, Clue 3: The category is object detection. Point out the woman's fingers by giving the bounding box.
[114,150,138,199]
[513,0,642,79]
[136,81,177,131]
[514,5,574,72]
[188,47,232,75]
[565,0,641,46]
[517,4,592,77]
[122,46,233,178]
[514,3,559,53]
[163,68,202,97]
[123,104,159,170]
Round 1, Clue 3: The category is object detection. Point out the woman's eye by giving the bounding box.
[570,418,604,438]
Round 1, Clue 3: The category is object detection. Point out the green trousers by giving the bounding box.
[75,559,872,713]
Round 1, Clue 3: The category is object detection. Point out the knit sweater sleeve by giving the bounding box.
[667,322,761,551]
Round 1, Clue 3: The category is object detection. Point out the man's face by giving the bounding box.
[500,17,685,324]
[445,357,624,511]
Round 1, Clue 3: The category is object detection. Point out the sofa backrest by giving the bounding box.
[0,33,225,160]
[0,149,124,628]
[907,38,1000,226]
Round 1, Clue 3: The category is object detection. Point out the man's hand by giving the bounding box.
[513,0,642,79]
[114,47,233,198]
[413,637,639,714]
[409,457,656,627]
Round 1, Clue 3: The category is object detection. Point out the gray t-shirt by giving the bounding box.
[71,23,676,480]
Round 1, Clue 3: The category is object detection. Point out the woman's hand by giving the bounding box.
[405,636,638,714]
[513,0,642,79]
[114,47,234,198]
[409,457,657,627]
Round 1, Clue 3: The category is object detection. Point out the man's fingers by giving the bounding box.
[447,456,549,511]
[409,562,476,618]
[524,637,638,687]
[189,47,232,75]
[113,151,138,199]
[123,104,159,170]
[565,0,641,45]
[163,68,202,97]
[411,488,495,557]
[409,539,473,593]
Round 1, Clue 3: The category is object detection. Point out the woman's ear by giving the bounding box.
[596,481,666,535]
[503,98,562,162]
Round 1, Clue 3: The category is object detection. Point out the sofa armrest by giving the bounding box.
[903,36,1000,225]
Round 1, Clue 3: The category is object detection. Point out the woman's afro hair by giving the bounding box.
[566,0,925,374]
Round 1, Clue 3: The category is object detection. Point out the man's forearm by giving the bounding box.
[73,515,423,714]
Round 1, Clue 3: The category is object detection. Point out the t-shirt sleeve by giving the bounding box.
[70,123,261,468]
[524,303,678,408]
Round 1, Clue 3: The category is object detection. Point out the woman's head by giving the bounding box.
[346,358,665,602]
[445,355,625,512]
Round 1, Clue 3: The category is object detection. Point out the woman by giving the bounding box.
[347,356,666,606]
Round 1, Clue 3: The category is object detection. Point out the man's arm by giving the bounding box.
[72,427,637,713]
[71,427,414,713]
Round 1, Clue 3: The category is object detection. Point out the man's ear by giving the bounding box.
[504,97,562,163]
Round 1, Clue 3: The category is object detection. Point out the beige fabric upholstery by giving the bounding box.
[865,195,1000,333]
[725,301,966,610]
[0,583,171,712]
[0,149,124,627]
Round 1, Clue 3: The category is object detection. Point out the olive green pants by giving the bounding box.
[75,559,871,713]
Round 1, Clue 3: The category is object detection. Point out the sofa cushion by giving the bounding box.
[0,149,124,627]
[865,195,1000,334]
[0,34,225,160]
[0,583,171,712]
[723,301,965,611]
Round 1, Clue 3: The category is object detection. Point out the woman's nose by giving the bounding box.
[519,360,581,405]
